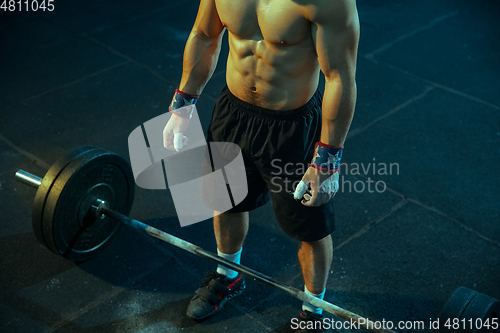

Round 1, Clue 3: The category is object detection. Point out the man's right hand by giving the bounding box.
[163,107,191,152]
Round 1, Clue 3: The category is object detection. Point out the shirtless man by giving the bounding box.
[163,0,359,331]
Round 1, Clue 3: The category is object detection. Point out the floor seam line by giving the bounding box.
[68,0,199,37]
[347,86,434,140]
[247,289,284,313]
[347,172,407,200]
[140,232,281,332]
[0,134,50,170]
[366,59,500,111]
[407,198,500,248]
[22,61,129,103]
[136,227,207,281]
[80,33,180,86]
[40,16,179,88]
[81,31,228,103]
[424,80,500,110]
[365,10,459,59]
[41,15,222,105]
[47,260,165,333]
[81,2,197,36]
[340,173,499,249]
[333,199,408,252]
[242,310,275,332]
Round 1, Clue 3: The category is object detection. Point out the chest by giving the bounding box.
[215,0,310,45]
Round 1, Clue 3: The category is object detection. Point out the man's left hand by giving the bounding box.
[293,166,339,207]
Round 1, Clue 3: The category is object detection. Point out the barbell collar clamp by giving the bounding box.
[91,199,109,220]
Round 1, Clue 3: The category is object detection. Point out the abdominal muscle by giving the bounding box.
[225,32,321,111]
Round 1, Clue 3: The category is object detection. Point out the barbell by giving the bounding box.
[15,146,499,333]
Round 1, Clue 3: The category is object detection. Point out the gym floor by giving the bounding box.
[1,1,499,332]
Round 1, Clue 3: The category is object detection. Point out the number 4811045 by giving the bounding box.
[1,0,55,11]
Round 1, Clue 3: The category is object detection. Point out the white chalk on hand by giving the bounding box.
[294,180,308,200]
[174,132,184,151]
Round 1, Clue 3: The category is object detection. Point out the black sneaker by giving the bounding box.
[293,310,327,333]
[186,271,245,321]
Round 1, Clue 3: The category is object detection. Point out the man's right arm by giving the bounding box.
[178,0,225,96]
[163,0,224,151]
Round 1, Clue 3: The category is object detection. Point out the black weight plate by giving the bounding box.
[32,146,101,249]
[438,286,479,332]
[41,147,134,261]
[459,292,500,332]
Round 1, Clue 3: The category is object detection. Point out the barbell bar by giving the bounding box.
[15,156,397,333]
[14,146,499,333]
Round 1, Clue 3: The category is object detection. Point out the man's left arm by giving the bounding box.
[294,0,360,206]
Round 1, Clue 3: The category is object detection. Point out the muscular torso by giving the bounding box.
[215,0,320,110]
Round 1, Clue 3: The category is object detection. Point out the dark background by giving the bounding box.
[1,1,499,332]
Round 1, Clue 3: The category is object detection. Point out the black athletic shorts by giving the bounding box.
[206,85,335,242]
